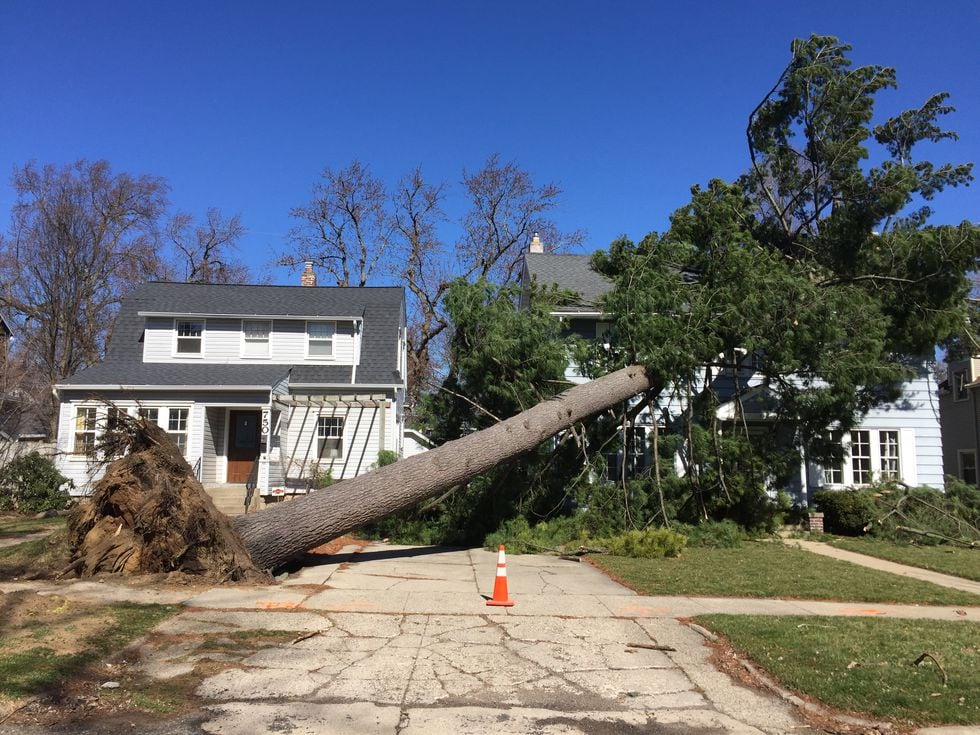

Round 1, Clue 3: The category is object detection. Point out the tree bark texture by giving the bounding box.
[234,364,657,570]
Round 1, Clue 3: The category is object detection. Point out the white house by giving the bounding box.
[54,270,408,509]
[520,247,944,505]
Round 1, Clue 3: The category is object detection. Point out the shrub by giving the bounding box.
[307,463,334,490]
[813,489,877,535]
[597,528,688,558]
[375,449,399,468]
[672,519,747,548]
[0,452,71,514]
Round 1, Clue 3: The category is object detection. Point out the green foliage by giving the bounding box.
[597,528,688,558]
[0,452,71,514]
[814,489,877,535]
[584,35,977,535]
[484,515,592,554]
[375,450,399,468]
[307,463,334,490]
[866,480,980,545]
[672,520,747,548]
[421,278,571,442]
[402,35,978,551]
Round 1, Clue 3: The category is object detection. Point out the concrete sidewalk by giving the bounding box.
[791,539,980,596]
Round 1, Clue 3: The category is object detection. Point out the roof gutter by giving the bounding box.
[137,311,365,321]
[288,382,403,390]
[54,384,273,392]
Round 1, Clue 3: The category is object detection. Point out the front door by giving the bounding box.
[227,410,261,483]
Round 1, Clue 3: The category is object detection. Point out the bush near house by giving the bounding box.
[813,489,877,535]
[0,452,71,514]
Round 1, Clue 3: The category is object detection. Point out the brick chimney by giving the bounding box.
[300,261,317,287]
[529,232,544,254]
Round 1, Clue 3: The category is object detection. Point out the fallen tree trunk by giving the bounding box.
[235,364,658,570]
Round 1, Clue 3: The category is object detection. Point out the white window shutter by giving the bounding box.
[899,428,917,486]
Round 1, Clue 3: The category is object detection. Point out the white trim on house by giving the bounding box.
[54,384,275,391]
[287,382,403,389]
[139,311,365,323]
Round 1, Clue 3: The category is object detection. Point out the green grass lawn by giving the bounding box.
[0,514,65,539]
[0,601,176,700]
[830,537,980,582]
[591,543,980,605]
[696,615,980,726]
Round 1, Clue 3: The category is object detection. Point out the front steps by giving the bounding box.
[204,484,262,516]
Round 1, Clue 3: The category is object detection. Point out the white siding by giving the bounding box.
[55,391,269,495]
[807,366,944,494]
[142,317,357,365]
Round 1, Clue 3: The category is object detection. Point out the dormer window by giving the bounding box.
[176,320,204,355]
[242,320,271,358]
[307,321,335,358]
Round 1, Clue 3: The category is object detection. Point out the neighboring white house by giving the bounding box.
[54,271,408,507]
[520,247,944,505]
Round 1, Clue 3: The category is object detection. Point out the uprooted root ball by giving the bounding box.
[66,417,266,582]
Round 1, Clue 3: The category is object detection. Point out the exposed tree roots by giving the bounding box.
[65,418,266,582]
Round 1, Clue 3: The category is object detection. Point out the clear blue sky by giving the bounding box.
[1,1,977,284]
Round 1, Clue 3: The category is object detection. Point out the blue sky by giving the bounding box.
[1,1,977,285]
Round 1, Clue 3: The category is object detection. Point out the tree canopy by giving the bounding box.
[583,35,978,520]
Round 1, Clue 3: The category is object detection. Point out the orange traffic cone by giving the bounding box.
[486,544,515,607]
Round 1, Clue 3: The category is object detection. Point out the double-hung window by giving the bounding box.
[878,431,900,480]
[307,321,335,358]
[73,407,98,456]
[176,320,204,355]
[317,416,344,459]
[243,320,271,358]
[168,408,189,456]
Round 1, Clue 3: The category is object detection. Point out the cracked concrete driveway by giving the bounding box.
[136,543,814,734]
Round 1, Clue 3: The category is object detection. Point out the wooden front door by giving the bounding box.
[227,410,261,483]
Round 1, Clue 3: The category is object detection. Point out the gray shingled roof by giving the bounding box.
[59,281,404,389]
[523,254,612,311]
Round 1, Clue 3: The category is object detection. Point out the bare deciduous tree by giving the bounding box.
[167,208,252,284]
[457,154,585,285]
[392,167,450,405]
[0,160,168,433]
[283,156,585,410]
[284,161,392,287]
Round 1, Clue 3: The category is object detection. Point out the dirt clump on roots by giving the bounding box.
[65,417,267,582]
